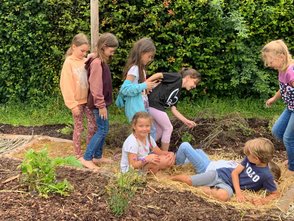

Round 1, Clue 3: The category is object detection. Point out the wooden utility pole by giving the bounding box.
[90,0,99,52]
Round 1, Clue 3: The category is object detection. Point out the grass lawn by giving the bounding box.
[0,97,285,126]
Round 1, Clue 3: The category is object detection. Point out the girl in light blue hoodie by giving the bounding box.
[116,37,161,122]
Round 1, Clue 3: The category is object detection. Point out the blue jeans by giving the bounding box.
[272,108,294,171]
[176,142,211,173]
[84,108,109,160]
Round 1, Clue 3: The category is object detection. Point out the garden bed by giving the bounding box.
[0,116,293,220]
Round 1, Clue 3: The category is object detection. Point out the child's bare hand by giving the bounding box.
[184,120,197,128]
[235,192,246,202]
[251,198,264,206]
[145,80,157,91]
[164,152,175,165]
[265,97,275,107]
[145,154,160,165]
[99,107,108,120]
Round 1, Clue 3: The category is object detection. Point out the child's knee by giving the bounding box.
[179,142,192,150]
[214,189,230,201]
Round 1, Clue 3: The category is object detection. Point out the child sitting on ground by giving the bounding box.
[120,112,175,173]
[171,138,280,205]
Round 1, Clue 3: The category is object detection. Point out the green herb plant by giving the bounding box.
[181,131,194,143]
[19,148,82,198]
[106,169,147,217]
[58,124,73,135]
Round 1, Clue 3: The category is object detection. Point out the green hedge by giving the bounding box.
[1,0,293,104]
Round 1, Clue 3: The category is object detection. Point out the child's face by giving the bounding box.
[183,76,200,91]
[264,52,285,70]
[141,51,154,66]
[133,118,151,139]
[103,47,117,59]
[72,44,89,59]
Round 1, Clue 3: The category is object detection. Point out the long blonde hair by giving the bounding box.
[66,33,89,57]
[95,33,119,63]
[261,39,294,71]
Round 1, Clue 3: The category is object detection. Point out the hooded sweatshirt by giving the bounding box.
[85,56,113,109]
[60,55,88,109]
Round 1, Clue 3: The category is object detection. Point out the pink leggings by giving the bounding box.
[72,104,96,158]
[148,107,173,143]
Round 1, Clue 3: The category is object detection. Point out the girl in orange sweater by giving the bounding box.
[60,33,96,159]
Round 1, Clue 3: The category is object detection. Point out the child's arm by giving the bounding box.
[125,74,158,92]
[266,90,281,107]
[171,106,196,128]
[120,80,147,96]
[231,164,246,202]
[151,146,168,155]
[146,73,163,93]
[128,153,148,169]
[60,61,78,110]
[151,146,175,165]
[128,153,161,169]
[147,72,163,82]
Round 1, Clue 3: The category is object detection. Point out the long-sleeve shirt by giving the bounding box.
[60,56,88,109]
[85,57,113,109]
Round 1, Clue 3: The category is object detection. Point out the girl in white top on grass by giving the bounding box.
[121,112,175,174]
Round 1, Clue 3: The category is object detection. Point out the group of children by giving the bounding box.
[60,32,294,205]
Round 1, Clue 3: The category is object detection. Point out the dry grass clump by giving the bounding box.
[199,113,253,149]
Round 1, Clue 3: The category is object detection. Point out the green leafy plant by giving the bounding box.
[19,148,82,198]
[181,131,194,143]
[58,125,73,135]
[106,169,146,217]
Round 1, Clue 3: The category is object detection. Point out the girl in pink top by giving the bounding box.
[262,39,294,175]
[60,33,96,159]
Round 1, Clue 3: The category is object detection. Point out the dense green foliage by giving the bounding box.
[1,0,293,104]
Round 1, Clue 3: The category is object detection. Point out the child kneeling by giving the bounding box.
[120,112,175,173]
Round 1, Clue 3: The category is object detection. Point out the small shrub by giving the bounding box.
[106,169,146,217]
[58,125,73,135]
[19,148,82,198]
[181,131,194,143]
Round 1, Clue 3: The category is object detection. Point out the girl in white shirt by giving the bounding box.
[121,112,175,173]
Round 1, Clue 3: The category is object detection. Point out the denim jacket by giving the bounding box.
[115,80,147,122]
